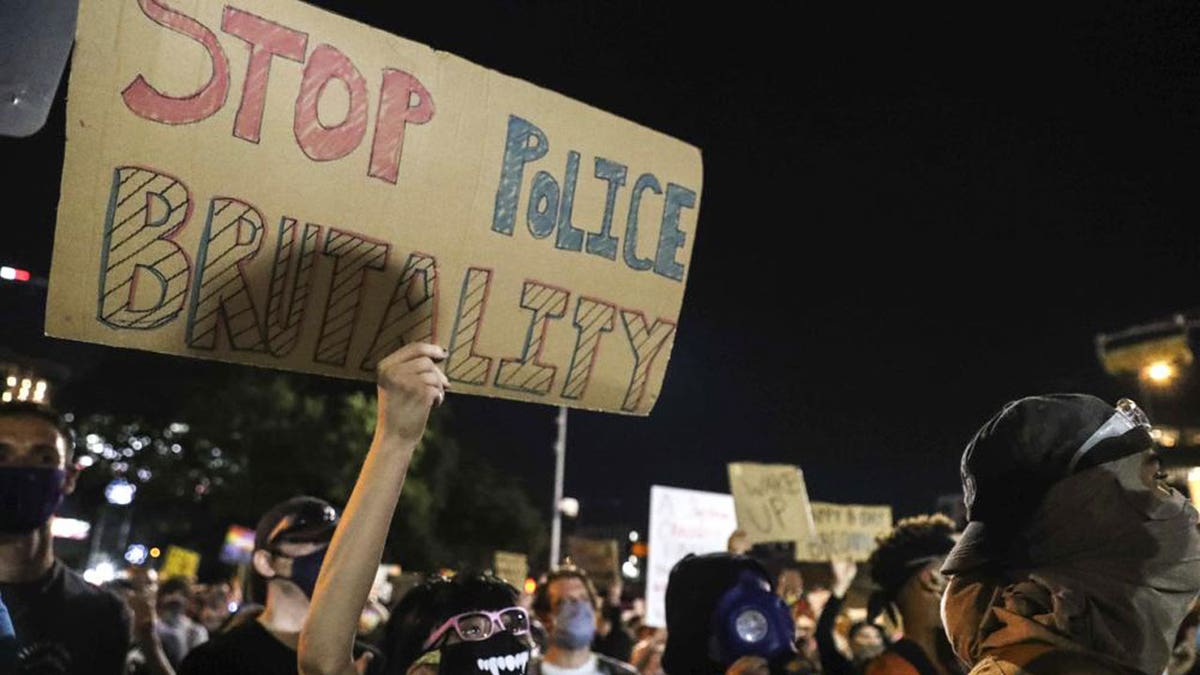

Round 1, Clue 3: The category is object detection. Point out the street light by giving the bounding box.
[1143,361,1177,386]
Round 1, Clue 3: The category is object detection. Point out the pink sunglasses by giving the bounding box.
[423,606,531,650]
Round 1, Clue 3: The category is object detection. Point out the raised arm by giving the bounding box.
[299,343,449,675]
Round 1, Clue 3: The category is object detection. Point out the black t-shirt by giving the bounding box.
[0,559,132,674]
[179,620,298,675]
[180,618,382,675]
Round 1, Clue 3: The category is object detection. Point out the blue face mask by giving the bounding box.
[711,571,796,665]
[0,467,65,533]
[551,598,595,649]
[277,546,327,599]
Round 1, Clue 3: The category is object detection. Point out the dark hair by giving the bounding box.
[532,566,599,619]
[867,514,956,614]
[159,576,193,597]
[381,572,519,674]
[0,402,75,461]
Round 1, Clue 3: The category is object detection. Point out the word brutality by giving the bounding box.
[92,1,697,413]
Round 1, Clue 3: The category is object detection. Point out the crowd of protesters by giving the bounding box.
[3,343,1200,674]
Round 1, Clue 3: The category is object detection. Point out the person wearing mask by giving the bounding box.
[940,394,1200,675]
[533,568,637,675]
[0,402,131,673]
[817,560,887,675]
[661,552,800,674]
[155,577,207,668]
[299,343,533,675]
[862,514,962,675]
[180,495,349,675]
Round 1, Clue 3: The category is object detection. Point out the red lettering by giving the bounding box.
[121,0,230,124]
[293,44,369,161]
[222,7,308,143]
[368,68,435,184]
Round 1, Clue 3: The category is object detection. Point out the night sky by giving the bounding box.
[6,1,1200,537]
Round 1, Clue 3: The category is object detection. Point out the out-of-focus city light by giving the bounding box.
[1189,468,1200,511]
[622,559,639,579]
[125,544,148,565]
[0,266,31,282]
[2,373,49,405]
[83,561,116,586]
[628,530,639,542]
[105,478,137,506]
[50,517,91,540]
[150,547,162,558]
[77,455,95,468]
[523,578,537,595]
[169,422,190,434]
[1144,360,1177,385]
[1151,426,1180,448]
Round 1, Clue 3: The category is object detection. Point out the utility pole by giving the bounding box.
[549,406,567,570]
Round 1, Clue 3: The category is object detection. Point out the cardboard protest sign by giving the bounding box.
[567,537,620,590]
[493,551,528,588]
[727,462,817,545]
[645,485,738,627]
[47,0,703,415]
[797,502,893,562]
[161,545,201,580]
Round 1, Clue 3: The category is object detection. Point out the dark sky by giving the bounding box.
[6,1,1200,537]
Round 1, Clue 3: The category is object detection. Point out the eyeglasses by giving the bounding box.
[1067,398,1151,473]
[422,606,530,650]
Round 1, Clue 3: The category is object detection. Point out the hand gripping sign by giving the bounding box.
[47,0,702,415]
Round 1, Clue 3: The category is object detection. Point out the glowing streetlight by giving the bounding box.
[1143,361,1177,385]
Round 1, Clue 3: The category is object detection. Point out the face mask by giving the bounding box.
[438,631,530,675]
[277,546,327,599]
[551,598,595,650]
[0,467,65,533]
[1008,452,1200,675]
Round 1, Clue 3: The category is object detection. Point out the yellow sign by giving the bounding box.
[47,0,703,415]
[727,462,817,545]
[160,545,201,580]
[493,551,528,588]
[796,502,893,562]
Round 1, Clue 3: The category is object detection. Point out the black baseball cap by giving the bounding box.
[942,393,1154,575]
[253,496,338,552]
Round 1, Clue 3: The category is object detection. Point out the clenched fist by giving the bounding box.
[374,343,450,447]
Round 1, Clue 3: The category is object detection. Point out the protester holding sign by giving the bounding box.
[299,343,535,675]
[0,403,132,674]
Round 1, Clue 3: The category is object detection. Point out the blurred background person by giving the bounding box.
[155,576,207,668]
[662,552,801,674]
[863,514,960,675]
[817,559,887,675]
[593,580,635,663]
[534,567,638,674]
[180,496,339,674]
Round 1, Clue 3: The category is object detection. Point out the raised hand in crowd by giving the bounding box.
[298,343,447,675]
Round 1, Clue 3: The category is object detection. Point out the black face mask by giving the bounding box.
[438,632,530,675]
